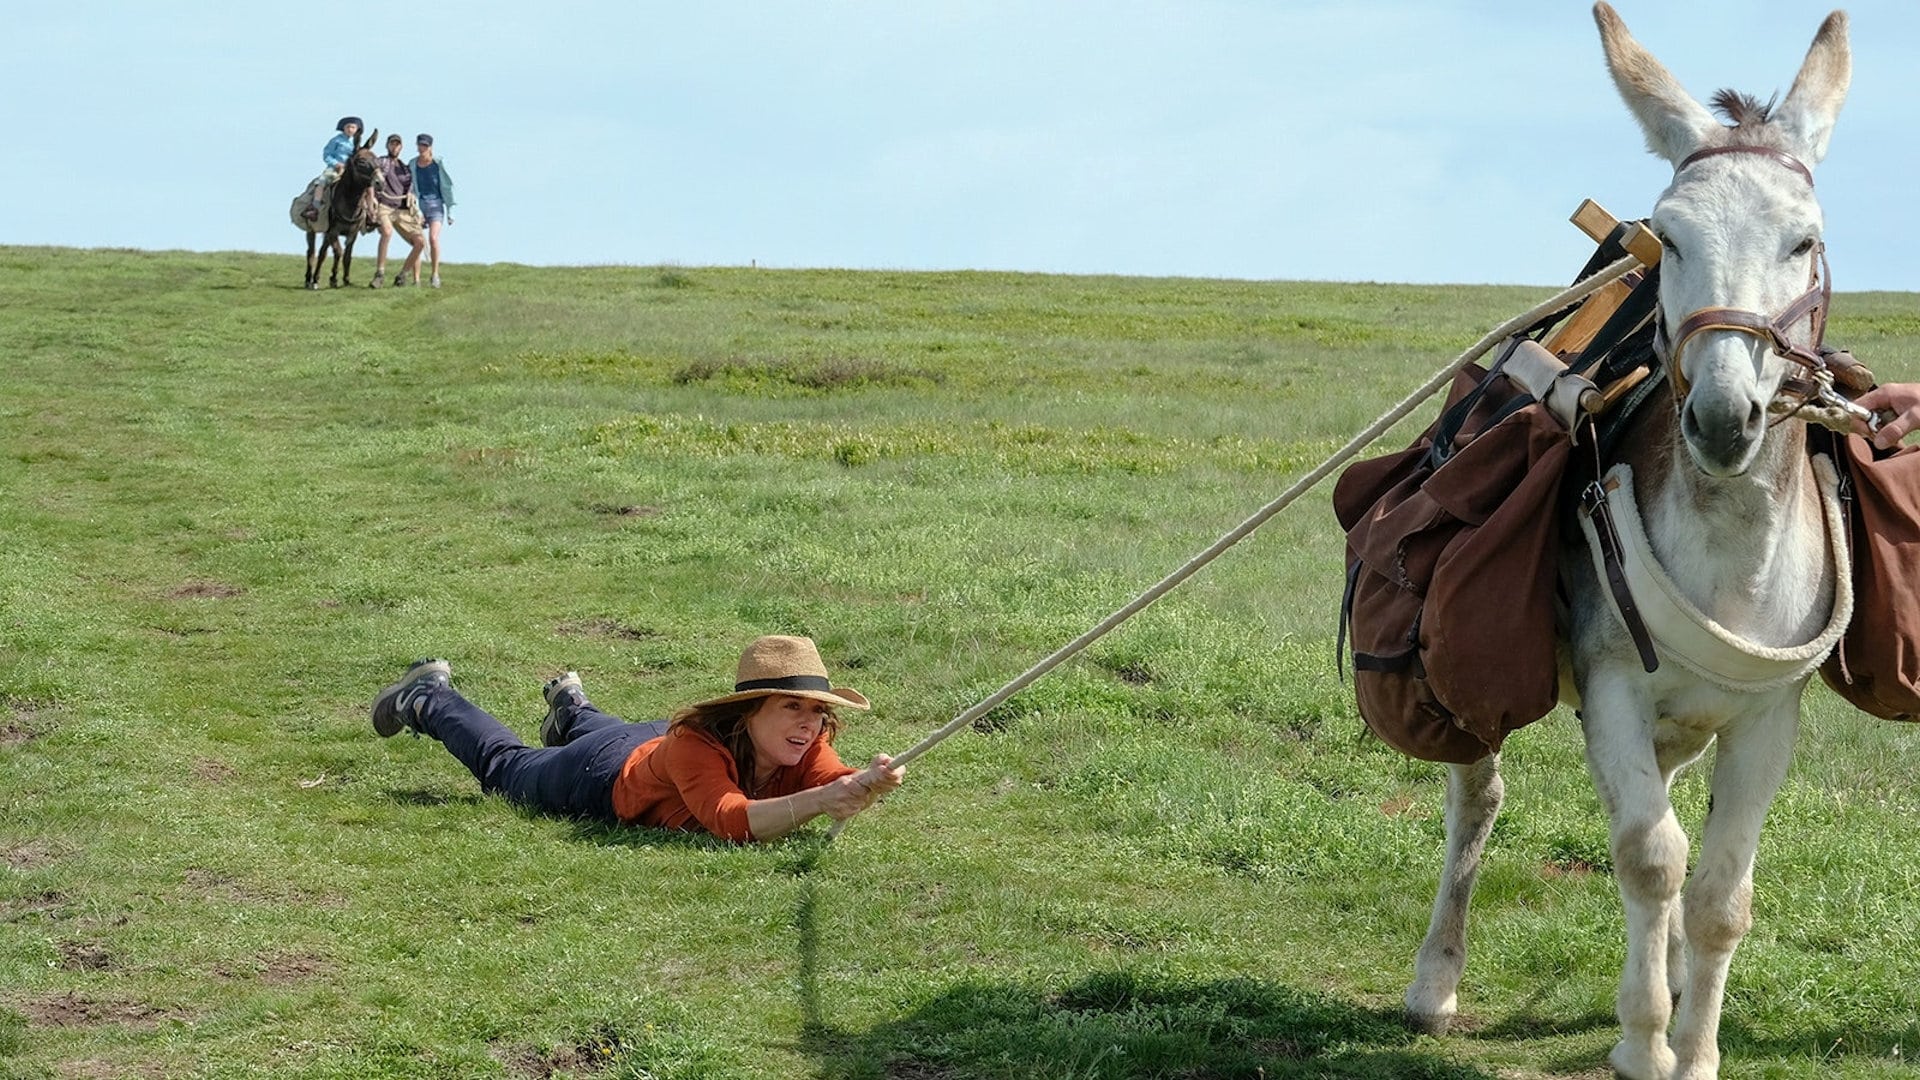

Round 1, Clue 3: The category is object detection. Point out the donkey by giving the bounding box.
[1402,6,1853,1079]
[292,128,380,290]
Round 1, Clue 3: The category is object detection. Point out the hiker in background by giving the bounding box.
[1857,383,1920,449]
[370,635,905,843]
[301,116,363,223]
[410,134,455,288]
[369,134,426,289]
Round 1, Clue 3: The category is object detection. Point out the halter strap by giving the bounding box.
[1675,144,1815,188]
[1654,243,1830,400]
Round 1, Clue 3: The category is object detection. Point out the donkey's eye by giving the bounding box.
[1791,237,1816,258]
[1657,233,1681,260]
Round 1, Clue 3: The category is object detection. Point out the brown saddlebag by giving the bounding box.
[1335,362,1572,763]
[1819,431,1920,721]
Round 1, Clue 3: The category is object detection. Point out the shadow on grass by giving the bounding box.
[1462,988,1616,1041]
[561,817,736,851]
[1713,1017,1920,1073]
[384,787,485,807]
[781,841,1492,1080]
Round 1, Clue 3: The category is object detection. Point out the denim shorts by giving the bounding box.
[420,195,446,225]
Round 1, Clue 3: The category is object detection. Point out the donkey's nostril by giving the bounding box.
[1748,401,1764,428]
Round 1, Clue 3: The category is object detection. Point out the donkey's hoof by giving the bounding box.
[1609,1040,1677,1080]
[1404,1008,1454,1037]
[1405,1010,1451,1036]
[1404,983,1457,1036]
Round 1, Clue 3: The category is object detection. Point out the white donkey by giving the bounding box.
[1403,5,1854,1079]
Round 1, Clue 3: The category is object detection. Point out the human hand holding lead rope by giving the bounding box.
[821,755,904,820]
[1853,382,1920,449]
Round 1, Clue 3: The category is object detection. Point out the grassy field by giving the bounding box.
[2,245,1919,1079]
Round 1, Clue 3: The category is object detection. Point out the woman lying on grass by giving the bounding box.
[371,635,904,842]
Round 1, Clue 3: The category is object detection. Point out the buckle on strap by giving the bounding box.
[1580,476,1619,518]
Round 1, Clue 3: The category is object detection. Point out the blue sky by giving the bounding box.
[7,1,1918,288]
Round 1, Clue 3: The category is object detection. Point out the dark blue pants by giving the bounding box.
[413,685,668,822]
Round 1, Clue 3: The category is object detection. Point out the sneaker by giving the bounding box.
[371,658,452,738]
[429,274,441,289]
[369,270,385,290]
[393,273,410,288]
[539,671,585,747]
[301,207,319,223]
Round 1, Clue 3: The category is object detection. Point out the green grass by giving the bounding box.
[1,246,1919,1078]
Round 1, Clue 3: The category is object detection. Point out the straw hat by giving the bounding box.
[687,635,871,711]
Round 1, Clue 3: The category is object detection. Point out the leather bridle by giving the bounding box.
[1650,143,1841,414]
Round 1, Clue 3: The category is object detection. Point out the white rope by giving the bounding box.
[828,253,1645,839]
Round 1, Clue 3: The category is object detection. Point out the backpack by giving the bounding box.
[1818,431,1920,721]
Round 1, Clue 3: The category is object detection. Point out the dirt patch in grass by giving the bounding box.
[588,502,662,518]
[1,890,69,923]
[3,840,67,871]
[3,698,58,747]
[191,757,236,783]
[57,940,116,972]
[260,951,329,986]
[490,1039,619,1079]
[166,580,243,600]
[557,617,657,641]
[217,950,329,985]
[15,991,181,1030]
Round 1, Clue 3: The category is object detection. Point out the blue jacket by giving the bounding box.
[410,158,457,210]
[323,133,355,168]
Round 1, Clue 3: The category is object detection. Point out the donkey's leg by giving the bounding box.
[1668,703,1796,1080]
[341,233,356,287]
[305,232,319,289]
[1582,676,1683,1080]
[1405,753,1503,1035]
[1651,724,1713,1007]
[328,235,343,287]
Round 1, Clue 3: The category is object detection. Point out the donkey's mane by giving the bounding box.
[1710,89,1778,134]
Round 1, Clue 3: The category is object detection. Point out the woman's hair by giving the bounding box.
[670,696,840,794]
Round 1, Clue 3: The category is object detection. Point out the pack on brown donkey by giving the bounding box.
[289,128,380,290]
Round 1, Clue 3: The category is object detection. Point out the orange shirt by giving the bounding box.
[611,725,854,842]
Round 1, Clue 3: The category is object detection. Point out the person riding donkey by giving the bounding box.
[300,116,363,224]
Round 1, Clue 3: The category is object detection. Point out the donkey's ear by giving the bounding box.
[1594,2,1720,165]
[363,128,379,151]
[1774,12,1850,166]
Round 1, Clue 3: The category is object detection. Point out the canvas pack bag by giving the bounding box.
[1818,431,1920,721]
[1334,357,1574,763]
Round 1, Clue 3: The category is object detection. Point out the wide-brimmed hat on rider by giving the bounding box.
[687,635,870,711]
[337,116,363,132]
